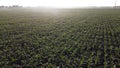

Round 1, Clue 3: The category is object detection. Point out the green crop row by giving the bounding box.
[0,8,120,68]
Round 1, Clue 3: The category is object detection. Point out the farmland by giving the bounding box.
[0,8,120,68]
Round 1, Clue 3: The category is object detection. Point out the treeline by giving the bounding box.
[0,5,23,8]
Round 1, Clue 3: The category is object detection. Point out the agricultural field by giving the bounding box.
[0,8,120,68]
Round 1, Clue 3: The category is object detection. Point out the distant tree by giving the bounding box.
[12,5,23,8]
[0,6,5,8]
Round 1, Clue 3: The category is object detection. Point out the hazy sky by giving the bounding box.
[0,0,120,8]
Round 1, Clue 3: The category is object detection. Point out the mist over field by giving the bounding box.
[0,7,120,67]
